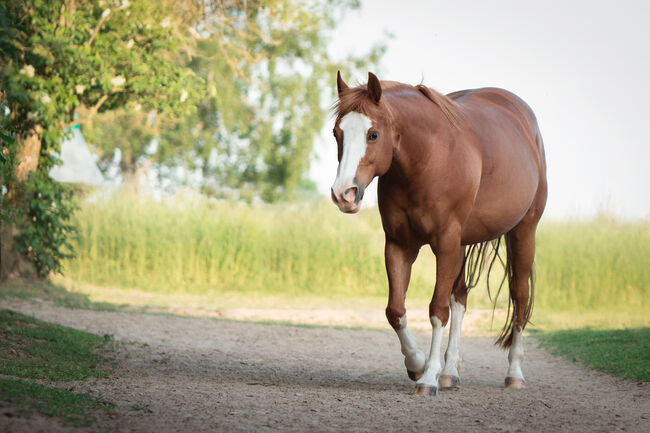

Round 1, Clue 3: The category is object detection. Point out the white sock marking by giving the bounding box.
[416,316,445,387]
[396,315,425,373]
[506,327,525,380]
[441,294,465,377]
[333,112,372,189]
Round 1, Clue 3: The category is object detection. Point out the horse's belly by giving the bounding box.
[461,166,539,244]
[461,204,531,245]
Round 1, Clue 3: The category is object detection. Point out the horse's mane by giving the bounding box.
[333,81,464,128]
[415,84,464,129]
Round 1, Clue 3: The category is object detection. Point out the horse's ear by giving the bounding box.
[367,72,382,104]
[337,70,349,95]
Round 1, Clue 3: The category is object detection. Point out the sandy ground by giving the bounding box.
[0,299,648,433]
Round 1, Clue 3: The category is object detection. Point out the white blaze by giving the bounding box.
[333,112,372,189]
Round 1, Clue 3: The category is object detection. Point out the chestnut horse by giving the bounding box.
[331,72,547,396]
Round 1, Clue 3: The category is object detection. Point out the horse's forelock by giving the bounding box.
[333,86,394,125]
[333,87,373,121]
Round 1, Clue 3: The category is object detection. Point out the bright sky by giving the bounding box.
[310,0,650,219]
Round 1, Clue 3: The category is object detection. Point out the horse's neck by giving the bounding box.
[392,121,449,179]
[380,104,459,201]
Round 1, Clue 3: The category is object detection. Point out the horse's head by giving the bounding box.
[331,71,397,213]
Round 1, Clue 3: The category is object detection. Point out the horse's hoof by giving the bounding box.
[413,384,438,396]
[407,370,424,382]
[439,374,460,390]
[505,377,526,389]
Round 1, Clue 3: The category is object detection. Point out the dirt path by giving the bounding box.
[1,299,648,433]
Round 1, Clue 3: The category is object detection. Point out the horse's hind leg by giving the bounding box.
[439,249,467,390]
[503,220,538,389]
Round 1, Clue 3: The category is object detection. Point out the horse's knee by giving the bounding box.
[385,304,406,330]
[429,301,450,327]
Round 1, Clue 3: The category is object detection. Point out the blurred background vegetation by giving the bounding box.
[59,193,649,331]
[1,0,648,335]
[1,0,382,278]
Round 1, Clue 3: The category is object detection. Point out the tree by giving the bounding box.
[0,0,384,279]
[84,0,384,202]
[0,0,203,279]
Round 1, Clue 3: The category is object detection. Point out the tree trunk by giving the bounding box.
[0,125,42,281]
[15,125,43,182]
[121,157,152,193]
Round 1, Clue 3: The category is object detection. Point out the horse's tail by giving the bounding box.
[461,236,535,349]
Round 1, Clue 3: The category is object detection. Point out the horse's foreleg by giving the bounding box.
[414,231,462,396]
[384,240,425,381]
[440,252,467,390]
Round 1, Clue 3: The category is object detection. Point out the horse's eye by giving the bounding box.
[368,131,379,141]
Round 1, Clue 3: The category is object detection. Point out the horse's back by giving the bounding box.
[449,88,547,242]
[449,87,545,172]
[449,88,540,138]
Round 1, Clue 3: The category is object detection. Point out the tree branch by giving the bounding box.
[62,94,109,129]
[86,4,129,48]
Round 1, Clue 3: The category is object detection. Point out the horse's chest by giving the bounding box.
[381,204,437,246]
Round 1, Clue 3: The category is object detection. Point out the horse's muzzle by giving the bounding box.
[331,184,364,213]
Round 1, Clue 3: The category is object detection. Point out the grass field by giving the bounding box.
[536,328,650,381]
[0,310,114,426]
[58,193,649,331]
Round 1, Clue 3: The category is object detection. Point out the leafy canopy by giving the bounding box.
[83,0,384,201]
[0,0,204,276]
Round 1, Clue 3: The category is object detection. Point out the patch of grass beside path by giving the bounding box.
[0,378,113,427]
[535,328,650,382]
[0,309,113,380]
[0,309,115,426]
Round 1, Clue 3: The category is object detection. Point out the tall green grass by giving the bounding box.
[63,193,649,317]
[535,219,650,311]
[66,193,405,297]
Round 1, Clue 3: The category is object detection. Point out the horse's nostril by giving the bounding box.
[344,187,357,198]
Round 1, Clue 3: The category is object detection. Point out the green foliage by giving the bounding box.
[1,0,384,277]
[82,108,157,178]
[12,170,78,277]
[536,328,650,381]
[0,0,204,277]
[1,0,201,134]
[0,309,112,380]
[0,378,114,427]
[0,121,17,222]
[84,0,385,201]
[0,130,12,164]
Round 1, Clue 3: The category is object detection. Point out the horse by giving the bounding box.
[330,72,547,396]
